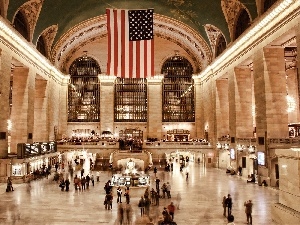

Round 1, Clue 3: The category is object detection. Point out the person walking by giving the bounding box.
[226,194,233,216]
[138,196,145,216]
[154,167,157,176]
[117,186,122,203]
[155,177,160,191]
[86,174,90,189]
[105,192,113,210]
[244,199,253,224]
[96,171,100,182]
[65,178,70,191]
[167,202,176,221]
[145,197,151,216]
[91,174,95,186]
[59,179,65,191]
[176,192,182,210]
[166,182,171,198]
[6,177,14,192]
[222,196,227,217]
[150,188,156,205]
[124,186,130,204]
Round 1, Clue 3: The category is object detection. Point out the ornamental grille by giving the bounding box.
[68,56,101,122]
[114,78,147,122]
[162,56,195,122]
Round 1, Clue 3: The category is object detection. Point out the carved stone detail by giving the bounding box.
[40,24,58,58]
[19,0,43,42]
[221,0,245,41]
[204,24,227,58]
[52,14,213,74]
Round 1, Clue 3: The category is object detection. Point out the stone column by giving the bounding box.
[228,68,236,139]
[253,47,288,139]
[234,66,253,137]
[10,67,35,153]
[58,76,69,139]
[202,75,216,143]
[194,77,203,138]
[33,78,48,142]
[99,76,115,134]
[216,78,229,138]
[147,76,163,139]
[0,49,11,158]
[47,75,65,141]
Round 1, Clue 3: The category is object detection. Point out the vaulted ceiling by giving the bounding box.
[4,0,259,74]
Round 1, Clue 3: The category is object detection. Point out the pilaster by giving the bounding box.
[253,47,288,139]
[0,49,11,158]
[99,76,115,133]
[147,76,163,139]
[10,67,35,153]
[58,76,69,139]
[33,78,48,142]
[234,66,253,137]
[216,78,229,138]
[194,77,203,138]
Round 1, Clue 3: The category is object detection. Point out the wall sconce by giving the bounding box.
[224,143,230,150]
[237,144,245,151]
[248,145,256,153]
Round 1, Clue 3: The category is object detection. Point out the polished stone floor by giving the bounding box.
[0,161,279,225]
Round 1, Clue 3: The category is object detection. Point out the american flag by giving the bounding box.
[106,8,154,78]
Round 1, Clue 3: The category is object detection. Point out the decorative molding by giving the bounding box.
[204,24,227,58]
[40,24,58,59]
[221,0,245,41]
[199,0,300,85]
[19,0,44,42]
[51,13,212,75]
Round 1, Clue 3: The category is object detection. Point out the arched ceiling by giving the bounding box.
[7,0,258,44]
[5,0,259,74]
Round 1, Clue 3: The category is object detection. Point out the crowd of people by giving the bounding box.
[5,156,256,225]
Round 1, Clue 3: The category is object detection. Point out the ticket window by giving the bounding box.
[119,177,125,186]
[139,177,147,185]
[125,177,131,186]
[12,164,24,176]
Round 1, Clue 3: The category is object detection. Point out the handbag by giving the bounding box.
[104,200,107,205]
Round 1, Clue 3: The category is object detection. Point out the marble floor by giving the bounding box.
[0,161,279,225]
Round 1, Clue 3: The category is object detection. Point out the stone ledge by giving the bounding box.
[272,203,300,225]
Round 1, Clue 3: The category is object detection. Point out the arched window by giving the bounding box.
[68,56,101,122]
[162,55,195,122]
[215,35,227,57]
[234,9,250,41]
[263,0,278,13]
[36,35,47,58]
[13,11,30,41]
[114,78,147,122]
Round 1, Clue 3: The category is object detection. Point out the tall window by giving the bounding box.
[234,9,250,41]
[162,55,195,122]
[13,11,29,41]
[68,56,100,122]
[114,78,147,122]
[37,35,47,58]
